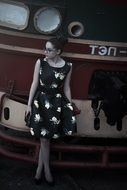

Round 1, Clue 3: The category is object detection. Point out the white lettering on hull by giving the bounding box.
[90,45,117,56]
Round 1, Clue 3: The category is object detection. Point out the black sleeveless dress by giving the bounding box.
[29,60,76,139]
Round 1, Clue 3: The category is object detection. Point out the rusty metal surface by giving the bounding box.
[1,126,127,169]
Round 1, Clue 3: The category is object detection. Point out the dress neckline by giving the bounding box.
[44,60,66,69]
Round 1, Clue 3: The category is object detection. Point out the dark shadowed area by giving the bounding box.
[0,155,127,190]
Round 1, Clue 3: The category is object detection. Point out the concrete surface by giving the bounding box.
[0,155,127,190]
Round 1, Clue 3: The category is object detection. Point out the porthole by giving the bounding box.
[34,7,62,34]
[0,1,29,30]
[68,21,84,37]
[4,107,10,120]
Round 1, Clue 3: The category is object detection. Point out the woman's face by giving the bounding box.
[44,42,58,59]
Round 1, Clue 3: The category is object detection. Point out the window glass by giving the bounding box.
[0,1,29,30]
[34,7,62,34]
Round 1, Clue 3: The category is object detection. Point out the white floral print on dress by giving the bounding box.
[53,134,59,139]
[50,117,60,125]
[67,131,72,135]
[30,128,34,135]
[34,100,39,108]
[54,72,60,79]
[59,73,65,80]
[45,100,51,109]
[71,116,76,124]
[34,114,41,123]
[66,103,73,110]
[41,128,48,136]
[40,79,45,86]
[54,71,65,80]
[57,107,61,112]
[40,67,43,75]
[56,93,62,98]
[50,83,58,88]
[67,62,72,66]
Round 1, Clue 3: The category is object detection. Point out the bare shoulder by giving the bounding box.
[34,58,41,69]
[33,59,41,75]
[36,58,41,65]
[67,62,73,72]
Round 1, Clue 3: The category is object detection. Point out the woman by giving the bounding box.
[25,37,76,186]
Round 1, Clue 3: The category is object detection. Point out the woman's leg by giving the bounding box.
[35,138,53,182]
[35,140,43,179]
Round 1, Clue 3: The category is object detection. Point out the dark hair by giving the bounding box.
[48,36,68,54]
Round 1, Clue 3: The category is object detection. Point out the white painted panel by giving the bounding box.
[1,97,29,132]
[73,99,127,138]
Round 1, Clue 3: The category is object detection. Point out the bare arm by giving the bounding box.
[27,59,40,107]
[63,64,72,102]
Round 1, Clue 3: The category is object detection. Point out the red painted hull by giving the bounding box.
[0,31,127,100]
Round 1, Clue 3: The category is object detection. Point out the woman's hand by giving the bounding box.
[72,102,81,115]
[25,105,32,126]
[25,105,32,117]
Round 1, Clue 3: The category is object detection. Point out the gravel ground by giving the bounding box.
[0,155,127,190]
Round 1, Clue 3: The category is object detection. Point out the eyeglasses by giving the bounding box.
[43,48,56,53]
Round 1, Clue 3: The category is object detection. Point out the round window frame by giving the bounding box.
[34,7,62,34]
[68,21,84,37]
